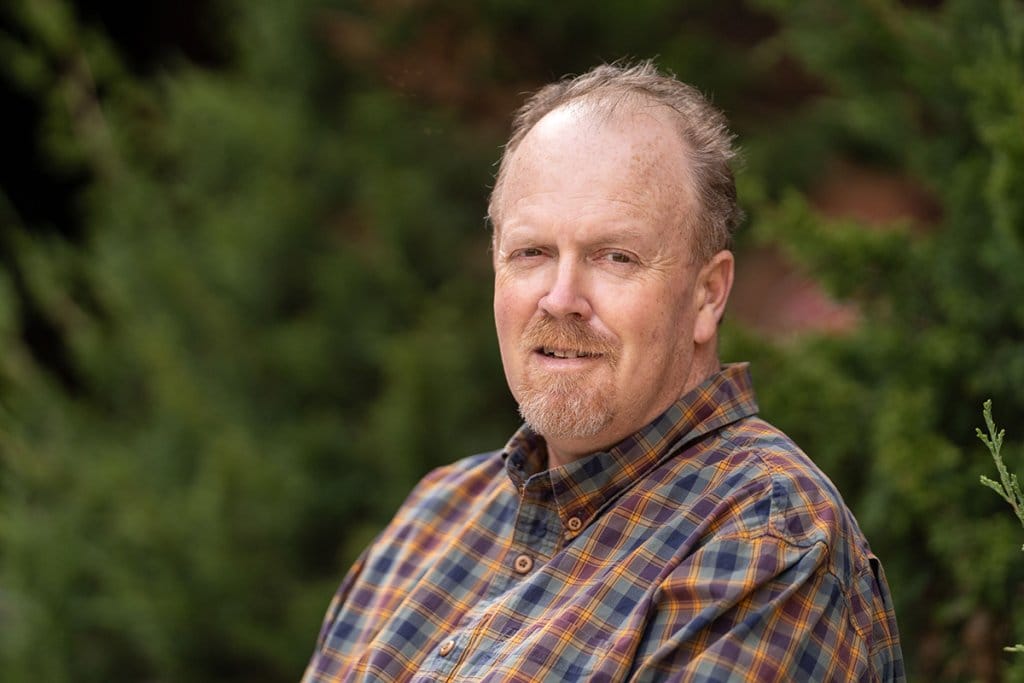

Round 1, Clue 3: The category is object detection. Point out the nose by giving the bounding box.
[539,259,592,319]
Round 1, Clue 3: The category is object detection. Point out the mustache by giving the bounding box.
[522,316,618,359]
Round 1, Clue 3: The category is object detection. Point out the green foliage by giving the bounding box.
[979,401,1024,536]
[977,400,1024,653]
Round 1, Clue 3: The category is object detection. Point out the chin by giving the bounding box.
[516,383,615,441]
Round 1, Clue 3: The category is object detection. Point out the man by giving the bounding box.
[304,61,904,682]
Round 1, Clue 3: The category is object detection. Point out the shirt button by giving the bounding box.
[566,516,583,533]
[438,639,456,657]
[513,553,534,574]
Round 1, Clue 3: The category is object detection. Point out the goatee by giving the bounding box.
[515,316,618,440]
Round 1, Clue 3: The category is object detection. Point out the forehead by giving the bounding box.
[496,102,695,226]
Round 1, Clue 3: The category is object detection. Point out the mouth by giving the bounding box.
[538,347,602,359]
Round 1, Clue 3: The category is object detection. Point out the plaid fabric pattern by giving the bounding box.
[304,364,904,682]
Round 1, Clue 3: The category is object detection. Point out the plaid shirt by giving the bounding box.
[304,364,904,682]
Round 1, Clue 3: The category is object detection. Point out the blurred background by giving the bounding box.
[1,0,1022,680]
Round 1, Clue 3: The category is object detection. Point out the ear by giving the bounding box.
[692,250,734,345]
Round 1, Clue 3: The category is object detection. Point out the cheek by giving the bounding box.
[631,292,690,357]
[493,288,518,331]
[494,273,541,321]
[493,286,532,355]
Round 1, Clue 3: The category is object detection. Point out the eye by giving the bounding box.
[511,247,544,259]
[602,251,634,264]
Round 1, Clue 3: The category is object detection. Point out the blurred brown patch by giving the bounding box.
[731,159,940,338]
[811,159,941,229]
[730,245,859,337]
[317,6,528,124]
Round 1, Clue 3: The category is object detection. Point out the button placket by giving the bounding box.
[506,473,558,582]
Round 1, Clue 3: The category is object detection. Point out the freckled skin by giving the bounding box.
[492,102,735,469]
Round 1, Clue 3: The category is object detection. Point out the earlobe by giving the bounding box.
[693,250,735,345]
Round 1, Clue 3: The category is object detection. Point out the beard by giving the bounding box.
[516,373,615,440]
[513,316,619,440]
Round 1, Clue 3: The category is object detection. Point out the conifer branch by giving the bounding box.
[977,400,1024,535]
[977,400,1024,653]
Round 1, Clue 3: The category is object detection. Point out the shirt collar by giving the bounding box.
[501,363,759,530]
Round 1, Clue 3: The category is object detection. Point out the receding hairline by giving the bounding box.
[506,87,691,157]
[489,93,699,231]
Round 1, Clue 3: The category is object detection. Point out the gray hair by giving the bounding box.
[488,60,742,263]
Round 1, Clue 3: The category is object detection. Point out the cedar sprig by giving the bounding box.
[977,399,1024,653]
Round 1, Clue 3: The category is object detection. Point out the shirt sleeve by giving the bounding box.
[628,533,903,683]
[312,547,370,652]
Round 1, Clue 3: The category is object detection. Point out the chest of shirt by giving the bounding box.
[319,463,748,682]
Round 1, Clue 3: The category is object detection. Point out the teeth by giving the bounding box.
[543,347,592,359]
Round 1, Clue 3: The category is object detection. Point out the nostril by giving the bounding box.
[539,278,591,319]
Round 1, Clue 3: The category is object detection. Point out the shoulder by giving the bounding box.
[348,450,510,593]
[706,416,873,579]
[391,450,507,524]
[410,450,504,496]
[718,417,903,669]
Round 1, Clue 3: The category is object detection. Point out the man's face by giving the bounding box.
[492,103,719,463]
